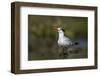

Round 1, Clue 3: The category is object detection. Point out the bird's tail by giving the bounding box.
[70,42,79,47]
[74,42,79,45]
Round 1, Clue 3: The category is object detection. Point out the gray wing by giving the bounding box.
[63,37,73,46]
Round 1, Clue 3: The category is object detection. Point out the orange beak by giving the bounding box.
[53,25,58,31]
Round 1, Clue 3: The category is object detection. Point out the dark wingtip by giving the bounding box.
[75,42,79,45]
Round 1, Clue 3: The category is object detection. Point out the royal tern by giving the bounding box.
[57,27,78,57]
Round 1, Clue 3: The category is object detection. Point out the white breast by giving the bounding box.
[57,29,73,47]
[58,36,72,47]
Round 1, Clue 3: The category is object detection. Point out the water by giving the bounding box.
[65,38,88,59]
[28,38,88,60]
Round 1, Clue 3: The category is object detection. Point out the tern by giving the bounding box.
[57,27,78,57]
[57,27,78,47]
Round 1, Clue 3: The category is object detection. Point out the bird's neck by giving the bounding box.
[58,31,64,38]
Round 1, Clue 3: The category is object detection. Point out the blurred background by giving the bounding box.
[28,15,88,61]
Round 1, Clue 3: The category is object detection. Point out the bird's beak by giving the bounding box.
[53,28,58,31]
[53,26,58,31]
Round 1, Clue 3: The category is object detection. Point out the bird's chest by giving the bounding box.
[58,37,67,46]
[58,37,71,46]
[58,38,64,45]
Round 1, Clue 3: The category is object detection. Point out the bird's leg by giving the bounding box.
[63,47,66,58]
[58,46,63,58]
[62,47,69,58]
[58,47,64,58]
[58,46,68,58]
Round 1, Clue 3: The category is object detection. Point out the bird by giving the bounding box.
[57,27,78,58]
[57,27,78,47]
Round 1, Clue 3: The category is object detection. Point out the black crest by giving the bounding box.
[61,28,65,32]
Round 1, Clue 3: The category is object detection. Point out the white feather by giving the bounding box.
[57,28,73,47]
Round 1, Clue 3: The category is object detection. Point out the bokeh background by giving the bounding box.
[28,15,88,61]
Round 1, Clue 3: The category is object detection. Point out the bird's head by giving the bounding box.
[57,27,65,32]
[57,27,61,31]
[52,25,65,32]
